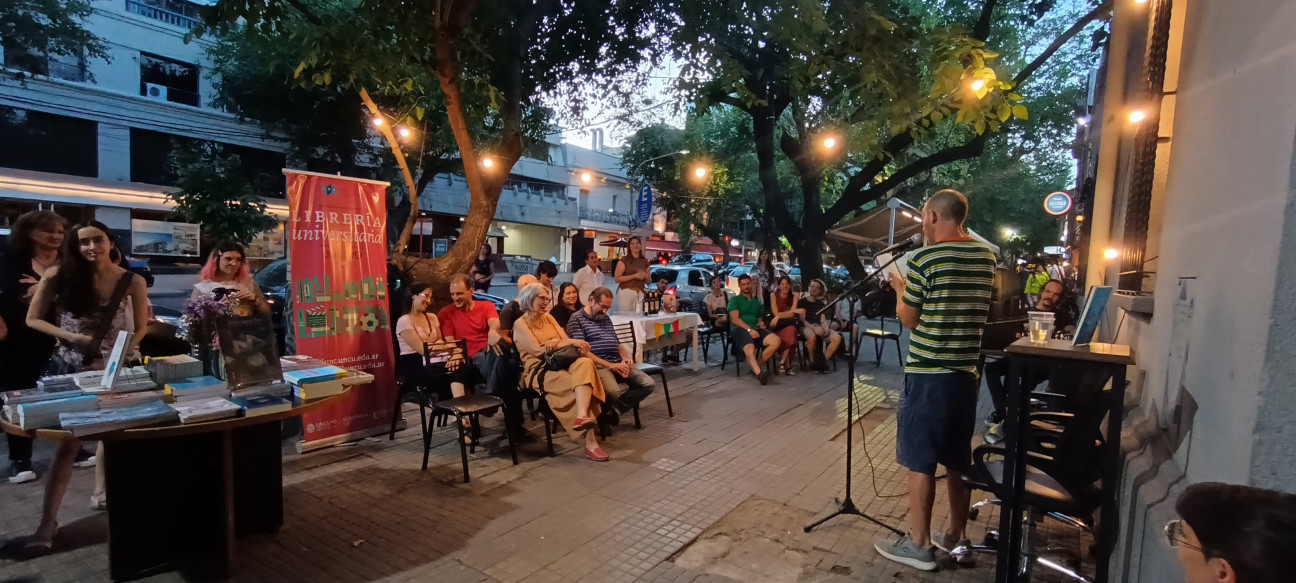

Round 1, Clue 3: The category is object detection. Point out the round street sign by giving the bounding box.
[1043,191,1073,216]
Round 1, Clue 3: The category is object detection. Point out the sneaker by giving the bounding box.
[984,410,1004,426]
[7,460,37,484]
[72,449,96,469]
[933,532,975,565]
[874,535,937,571]
[985,422,1004,445]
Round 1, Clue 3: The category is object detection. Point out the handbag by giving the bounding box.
[48,271,135,374]
[543,344,582,371]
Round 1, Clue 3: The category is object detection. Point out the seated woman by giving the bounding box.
[511,283,610,462]
[798,279,841,373]
[395,283,475,438]
[703,276,729,328]
[549,282,583,329]
[767,276,804,376]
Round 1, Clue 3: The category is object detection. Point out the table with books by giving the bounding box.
[0,354,371,581]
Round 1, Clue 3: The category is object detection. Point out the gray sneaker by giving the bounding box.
[874,535,937,571]
[933,532,975,565]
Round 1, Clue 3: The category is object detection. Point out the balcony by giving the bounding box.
[126,0,202,30]
[579,207,633,226]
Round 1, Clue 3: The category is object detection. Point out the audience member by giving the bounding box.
[982,278,1073,431]
[566,287,654,426]
[438,274,527,441]
[396,283,476,440]
[754,249,777,304]
[1169,482,1296,583]
[703,276,730,328]
[799,279,841,373]
[767,276,803,376]
[17,221,150,558]
[512,283,610,461]
[572,251,604,303]
[470,243,495,292]
[613,237,650,313]
[551,282,582,329]
[0,211,68,484]
[728,274,780,384]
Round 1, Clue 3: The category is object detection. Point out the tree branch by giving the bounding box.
[1012,1,1113,87]
[283,0,323,25]
[972,0,999,41]
[360,87,421,253]
[823,134,988,227]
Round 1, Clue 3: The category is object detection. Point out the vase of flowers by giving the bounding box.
[180,295,232,377]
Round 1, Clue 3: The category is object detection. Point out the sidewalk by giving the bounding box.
[0,342,1090,582]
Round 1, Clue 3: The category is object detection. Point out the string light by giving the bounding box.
[822,136,837,149]
[970,79,986,92]
[1104,248,1120,260]
[1128,110,1147,123]
[372,117,384,127]
[693,166,708,179]
[580,172,593,183]
[397,127,411,139]
[482,158,494,168]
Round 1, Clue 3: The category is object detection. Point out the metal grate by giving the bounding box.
[1119,0,1175,291]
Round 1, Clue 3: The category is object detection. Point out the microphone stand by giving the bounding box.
[804,251,909,535]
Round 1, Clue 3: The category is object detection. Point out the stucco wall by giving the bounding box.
[1111,0,1296,579]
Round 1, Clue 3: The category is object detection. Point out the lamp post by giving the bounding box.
[624,149,690,233]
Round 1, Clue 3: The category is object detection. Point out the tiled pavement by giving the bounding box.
[1,342,1091,583]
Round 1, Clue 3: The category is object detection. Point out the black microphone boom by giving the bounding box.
[876,234,923,257]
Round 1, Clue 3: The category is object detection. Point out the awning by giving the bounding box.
[688,242,724,255]
[599,237,628,248]
[644,239,682,253]
[826,198,1000,255]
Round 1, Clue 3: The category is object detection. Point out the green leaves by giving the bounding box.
[1012,105,1029,120]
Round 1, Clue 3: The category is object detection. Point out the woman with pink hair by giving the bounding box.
[190,242,269,316]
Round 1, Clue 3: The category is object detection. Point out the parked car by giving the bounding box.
[788,266,801,287]
[649,265,716,310]
[126,256,154,287]
[254,257,508,354]
[724,264,789,295]
[669,253,717,267]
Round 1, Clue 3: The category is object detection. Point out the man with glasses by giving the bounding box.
[565,287,655,427]
[1166,482,1296,583]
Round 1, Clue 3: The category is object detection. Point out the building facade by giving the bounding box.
[1080,0,1296,580]
[0,0,289,254]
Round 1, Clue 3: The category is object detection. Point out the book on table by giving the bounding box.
[58,399,176,437]
[97,390,166,410]
[229,381,293,400]
[99,331,135,390]
[283,365,348,386]
[169,398,242,424]
[144,354,203,385]
[3,386,86,405]
[215,313,284,390]
[230,395,292,417]
[12,395,100,429]
[292,378,345,400]
[164,376,230,402]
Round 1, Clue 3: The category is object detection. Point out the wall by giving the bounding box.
[498,222,561,263]
[1108,0,1296,579]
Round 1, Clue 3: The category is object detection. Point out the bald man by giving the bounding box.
[875,189,997,571]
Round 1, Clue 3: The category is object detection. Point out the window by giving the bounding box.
[0,106,97,177]
[688,270,706,287]
[130,129,286,196]
[650,268,678,284]
[126,0,202,30]
[139,53,200,107]
[2,47,88,82]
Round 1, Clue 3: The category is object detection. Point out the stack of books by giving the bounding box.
[97,390,167,410]
[280,355,331,372]
[58,399,176,437]
[12,395,100,429]
[77,367,157,393]
[36,374,80,390]
[3,385,86,407]
[164,376,230,403]
[283,365,348,400]
[144,355,204,386]
[230,381,292,400]
[229,394,293,417]
[169,398,242,424]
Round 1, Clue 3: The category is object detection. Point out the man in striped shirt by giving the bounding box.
[566,287,655,423]
[874,189,997,572]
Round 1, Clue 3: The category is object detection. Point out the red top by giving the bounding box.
[773,292,794,312]
[437,300,499,357]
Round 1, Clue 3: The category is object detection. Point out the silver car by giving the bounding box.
[649,265,715,310]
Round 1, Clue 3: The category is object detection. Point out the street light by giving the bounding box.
[481,157,494,169]
[822,136,837,150]
[1103,248,1120,260]
[1003,227,1017,239]
[693,166,708,180]
[580,171,593,183]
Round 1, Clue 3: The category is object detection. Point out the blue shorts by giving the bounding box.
[896,372,979,475]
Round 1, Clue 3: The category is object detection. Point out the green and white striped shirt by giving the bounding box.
[902,239,997,375]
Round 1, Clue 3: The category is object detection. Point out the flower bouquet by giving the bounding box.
[179,295,233,377]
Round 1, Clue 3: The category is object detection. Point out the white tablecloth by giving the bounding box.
[610,312,703,371]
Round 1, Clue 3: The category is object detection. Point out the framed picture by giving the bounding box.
[215,313,283,389]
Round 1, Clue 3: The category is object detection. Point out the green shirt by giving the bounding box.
[902,239,997,375]
[727,293,764,329]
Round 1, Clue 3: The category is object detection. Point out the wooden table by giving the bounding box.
[610,312,703,371]
[1,390,348,581]
[996,339,1134,583]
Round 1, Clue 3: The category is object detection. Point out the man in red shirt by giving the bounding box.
[439,274,527,440]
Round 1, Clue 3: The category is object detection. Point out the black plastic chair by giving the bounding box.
[614,321,673,417]
[412,340,517,483]
[860,315,903,367]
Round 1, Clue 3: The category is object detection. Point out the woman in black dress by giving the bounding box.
[470,244,494,292]
[550,282,583,329]
[0,211,67,484]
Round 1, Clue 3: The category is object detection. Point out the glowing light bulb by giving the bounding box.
[1104,248,1120,260]
[398,127,411,138]
[970,79,986,92]
[1128,110,1147,123]
[580,172,592,183]
[482,158,494,168]
[372,117,384,127]
[822,137,837,149]
[693,166,708,179]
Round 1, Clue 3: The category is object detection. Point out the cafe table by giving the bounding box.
[610,312,704,371]
[1,389,349,581]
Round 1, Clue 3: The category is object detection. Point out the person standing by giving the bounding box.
[470,244,495,293]
[0,211,67,483]
[874,190,996,571]
[613,237,650,313]
[572,251,605,304]
[754,249,777,304]
[190,242,270,315]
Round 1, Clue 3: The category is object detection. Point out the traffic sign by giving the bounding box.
[1044,191,1073,216]
[637,184,653,224]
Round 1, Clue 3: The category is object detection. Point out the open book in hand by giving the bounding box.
[874,251,912,284]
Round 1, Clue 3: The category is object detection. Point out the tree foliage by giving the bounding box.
[0,0,108,80]
[658,0,1110,280]
[166,143,280,248]
[200,0,668,296]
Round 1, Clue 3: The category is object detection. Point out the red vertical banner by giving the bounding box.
[284,170,397,448]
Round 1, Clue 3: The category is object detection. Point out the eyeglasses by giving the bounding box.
[417,293,433,300]
[1164,520,1202,553]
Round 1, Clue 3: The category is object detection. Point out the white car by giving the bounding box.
[725,265,789,295]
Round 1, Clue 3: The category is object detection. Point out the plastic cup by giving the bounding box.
[1027,311,1055,344]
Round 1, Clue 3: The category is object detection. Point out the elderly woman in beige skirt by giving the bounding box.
[512,283,610,461]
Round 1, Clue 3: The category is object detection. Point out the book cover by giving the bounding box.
[58,399,176,436]
[3,387,86,405]
[283,366,348,385]
[100,331,135,390]
[1072,286,1114,346]
[230,395,292,417]
[215,313,283,389]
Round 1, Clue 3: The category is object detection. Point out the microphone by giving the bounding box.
[877,234,923,257]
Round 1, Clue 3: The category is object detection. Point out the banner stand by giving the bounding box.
[294,419,407,454]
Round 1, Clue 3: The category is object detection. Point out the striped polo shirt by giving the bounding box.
[902,238,997,375]
[565,308,624,363]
